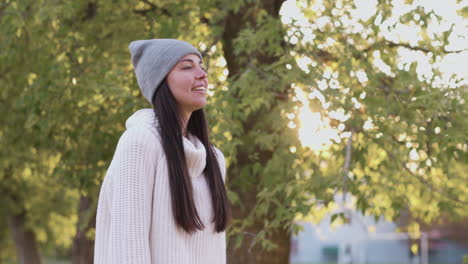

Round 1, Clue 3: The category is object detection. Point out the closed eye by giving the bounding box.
[183,66,207,72]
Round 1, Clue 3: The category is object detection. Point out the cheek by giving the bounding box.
[168,74,192,93]
[168,75,193,101]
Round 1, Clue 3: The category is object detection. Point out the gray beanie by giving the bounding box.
[128,39,202,105]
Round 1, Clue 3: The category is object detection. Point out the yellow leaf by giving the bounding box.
[411,243,418,255]
[22,167,32,179]
[27,73,37,85]
[408,222,421,239]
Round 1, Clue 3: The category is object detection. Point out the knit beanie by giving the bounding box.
[128,39,202,105]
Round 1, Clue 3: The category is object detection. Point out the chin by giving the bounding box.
[189,102,207,112]
[194,100,207,108]
[193,105,206,111]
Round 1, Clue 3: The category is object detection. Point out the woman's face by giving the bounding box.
[166,53,208,116]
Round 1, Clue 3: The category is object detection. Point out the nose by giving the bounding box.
[196,66,207,79]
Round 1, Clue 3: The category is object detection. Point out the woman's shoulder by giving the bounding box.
[115,126,163,157]
[123,108,161,138]
[118,108,162,148]
[212,146,225,160]
[120,125,159,142]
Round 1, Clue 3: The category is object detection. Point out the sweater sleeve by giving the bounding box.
[105,127,158,263]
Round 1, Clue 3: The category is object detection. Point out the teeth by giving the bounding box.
[193,86,206,91]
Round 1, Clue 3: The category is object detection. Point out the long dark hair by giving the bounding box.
[152,79,230,234]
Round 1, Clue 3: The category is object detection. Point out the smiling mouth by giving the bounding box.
[192,86,207,92]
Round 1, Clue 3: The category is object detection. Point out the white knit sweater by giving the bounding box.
[94,108,227,264]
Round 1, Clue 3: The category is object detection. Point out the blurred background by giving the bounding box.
[0,0,467,263]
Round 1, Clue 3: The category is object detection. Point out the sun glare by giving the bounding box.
[294,86,341,151]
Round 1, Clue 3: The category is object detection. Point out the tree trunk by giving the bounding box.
[228,205,291,264]
[222,1,291,263]
[71,195,95,264]
[8,211,42,264]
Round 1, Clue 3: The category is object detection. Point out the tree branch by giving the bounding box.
[82,2,97,21]
[363,40,467,54]
[0,1,11,18]
[370,133,468,206]
[342,130,353,205]
[201,33,224,58]
[133,0,172,16]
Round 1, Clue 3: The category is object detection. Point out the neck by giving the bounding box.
[179,110,192,137]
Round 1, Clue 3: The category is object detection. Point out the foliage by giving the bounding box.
[0,0,466,262]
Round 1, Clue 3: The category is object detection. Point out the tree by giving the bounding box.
[1,1,148,262]
[1,0,466,263]
[207,0,468,263]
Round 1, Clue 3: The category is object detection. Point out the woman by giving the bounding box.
[94,39,230,264]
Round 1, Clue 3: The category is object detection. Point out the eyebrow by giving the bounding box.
[179,58,203,64]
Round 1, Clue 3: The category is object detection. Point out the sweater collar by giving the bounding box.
[125,108,206,178]
[183,133,207,178]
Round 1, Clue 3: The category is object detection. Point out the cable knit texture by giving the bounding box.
[94,108,226,264]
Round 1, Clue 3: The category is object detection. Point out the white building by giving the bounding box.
[289,200,467,264]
